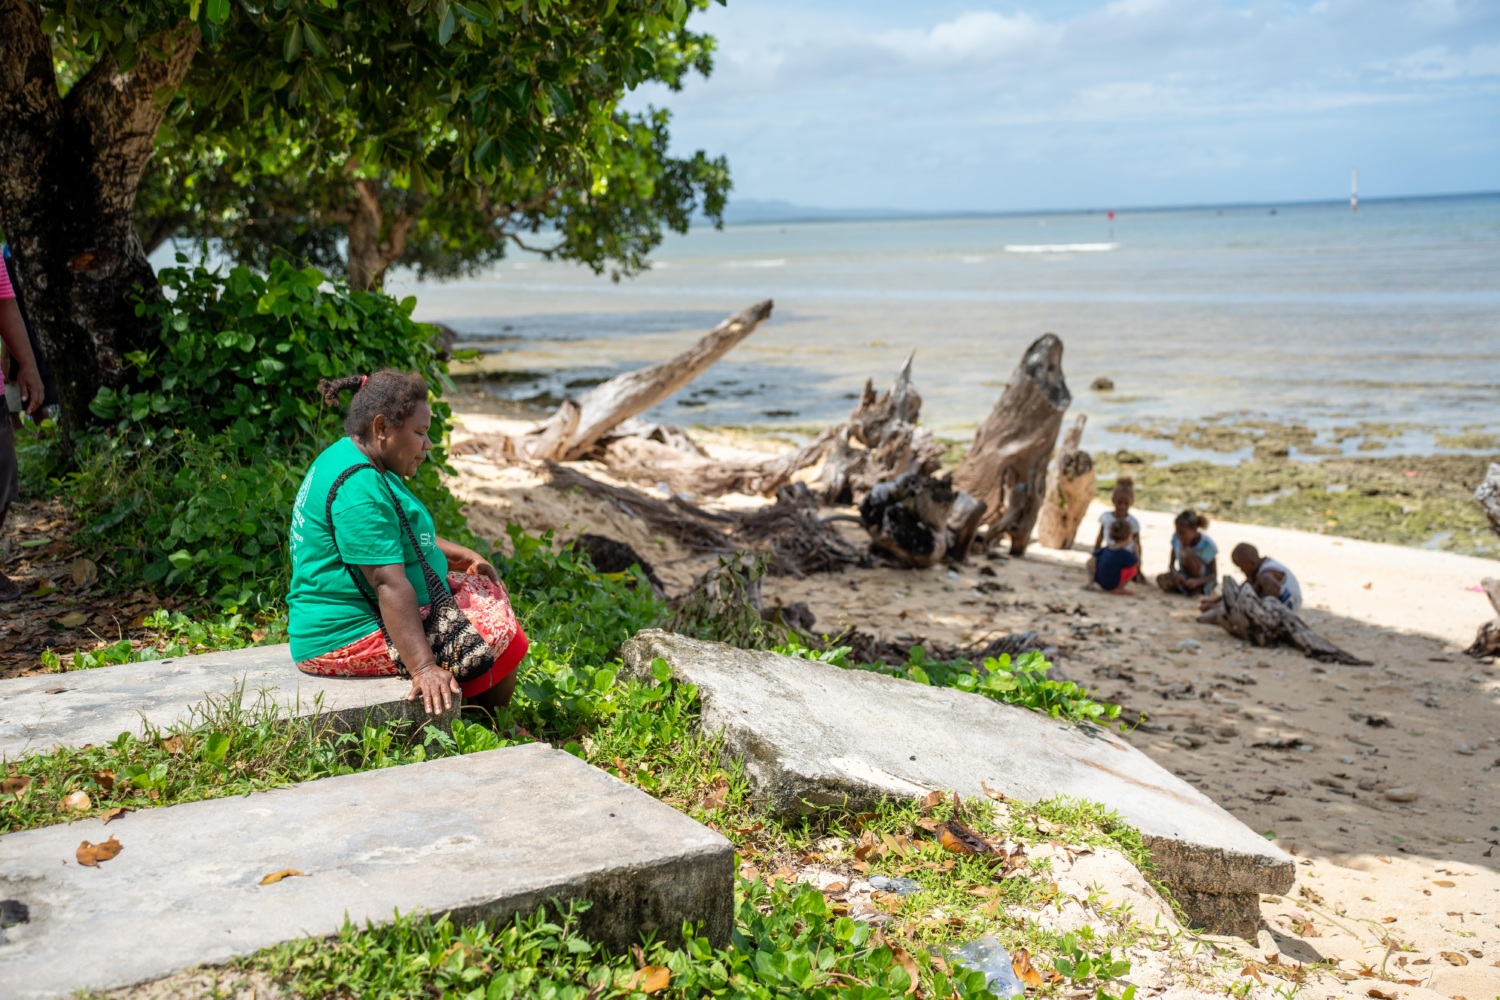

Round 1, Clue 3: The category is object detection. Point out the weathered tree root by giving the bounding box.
[1467,576,1500,658]
[1203,577,1371,665]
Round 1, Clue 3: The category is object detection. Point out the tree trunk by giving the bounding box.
[517,300,773,461]
[1036,414,1095,550]
[0,7,200,435]
[858,473,958,569]
[1203,577,1371,665]
[1477,463,1500,538]
[951,334,1071,556]
[345,178,413,292]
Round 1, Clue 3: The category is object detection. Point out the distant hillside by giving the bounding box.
[717,198,931,226]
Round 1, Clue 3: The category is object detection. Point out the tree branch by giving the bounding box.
[507,230,565,257]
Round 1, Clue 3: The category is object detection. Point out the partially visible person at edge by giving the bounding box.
[0,251,44,602]
[1092,476,1142,561]
[287,370,526,715]
[1200,543,1303,614]
[1155,509,1217,597]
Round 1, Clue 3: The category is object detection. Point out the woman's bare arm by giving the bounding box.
[359,563,459,714]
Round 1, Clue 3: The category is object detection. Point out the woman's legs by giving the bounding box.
[467,669,517,711]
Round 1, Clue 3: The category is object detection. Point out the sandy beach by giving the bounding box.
[448,404,1500,1000]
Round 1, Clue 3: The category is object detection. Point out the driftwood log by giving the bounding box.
[514,300,773,461]
[1205,577,1371,665]
[1036,414,1094,550]
[856,473,985,568]
[952,334,1072,556]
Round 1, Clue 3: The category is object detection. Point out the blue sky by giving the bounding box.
[624,0,1500,212]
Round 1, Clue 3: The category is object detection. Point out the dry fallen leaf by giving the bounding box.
[0,775,31,799]
[1241,965,1264,984]
[918,790,945,814]
[71,557,99,589]
[935,819,990,856]
[58,611,90,629]
[1441,951,1469,967]
[1011,948,1043,989]
[1382,916,1398,923]
[100,807,132,824]
[77,835,122,867]
[1432,880,1456,887]
[1366,990,1396,1000]
[979,781,1005,802]
[94,771,116,792]
[160,735,185,754]
[699,779,728,811]
[61,790,92,812]
[625,965,671,994]
[259,869,308,885]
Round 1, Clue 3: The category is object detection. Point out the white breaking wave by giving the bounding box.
[1003,242,1118,253]
[723,258,788,268]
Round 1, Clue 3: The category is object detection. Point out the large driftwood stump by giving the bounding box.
[1478,463,1500,537]
[1207,577,1371,665]
[952,334,1071,556]
[1036,414,1094,550]
[517,300,773,461]
[858,473,958,569]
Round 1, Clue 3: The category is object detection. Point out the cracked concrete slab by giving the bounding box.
[621,629,1292,936]
[0,743,733,998]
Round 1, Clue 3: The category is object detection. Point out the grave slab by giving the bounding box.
[0,644,450,761]
[621,630,1292,937]
[0,742,733,999]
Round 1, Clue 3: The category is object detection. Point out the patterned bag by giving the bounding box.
[325,463,495,682]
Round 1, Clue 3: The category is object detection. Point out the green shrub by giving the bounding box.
[34,258,477,609]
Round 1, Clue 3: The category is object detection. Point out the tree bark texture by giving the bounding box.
[518,300,773,462]
[345,178,413,291]
[1036,414,1095,550]
[1207,577,1371,665]
[0,6,200,433]
[951,334,1071,556]
[1477,463,1500,539]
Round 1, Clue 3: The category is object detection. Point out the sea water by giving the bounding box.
[389,193,1500,461]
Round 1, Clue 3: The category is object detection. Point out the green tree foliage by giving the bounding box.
[129,0,730,288]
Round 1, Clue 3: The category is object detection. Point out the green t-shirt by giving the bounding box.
[287,436,450,661]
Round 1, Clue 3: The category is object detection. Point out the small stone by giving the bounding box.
[1173,734,1205,750]
[1175,639,1202,654]
[1339,755,1355,765]
[1456,743,1477,756]
[1091,376,1115,391]
[1216,723,1240,738]
[868,875,922,896]
[1383,787,1419,803]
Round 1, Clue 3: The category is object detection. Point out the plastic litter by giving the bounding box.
[868,874,922,895]
[950,936,1025,998]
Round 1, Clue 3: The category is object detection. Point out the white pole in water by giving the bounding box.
[1351,167,1358,212]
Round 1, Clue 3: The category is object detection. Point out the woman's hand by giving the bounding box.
[439,540,499,583]
[407,662,462,715]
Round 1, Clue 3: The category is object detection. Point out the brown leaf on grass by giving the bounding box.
[918,790,945,814]
[58,611,90,629]
[0,775,31,799]
[61,790,92,812]
[915,817,942,832]
[1440,951,1469,966]
[259,869,308,885]
[1241,965,1264,983]
[100,807,131,824]
[854,830,882,861]
[94,771,116,792]
[965,885,1000,897]
[1291,916,1320,937]
[979,781,1005,802]
[880,832,912,857]
[935,819,990,856]
[160,735,185,754]
[891,946,921,994]
[1011,948,1043,988]
[77,835,122,866]
[768,866,795,886]
[699,779,729,811]
[625,965,670,993]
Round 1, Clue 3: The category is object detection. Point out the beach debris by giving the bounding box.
[868,874,923,895]
[1201,576,1372,665]
[1466,575,1500,658]
[859,472,984,570]
[1383,787,1420,803]
[953,334,1072,556]
[949,936,1027,997]
[1037,414,1095,550]
[1175,639,1202,654]
[572,533,668,601]
[509,300,774,462]
[1090,376,1114,391]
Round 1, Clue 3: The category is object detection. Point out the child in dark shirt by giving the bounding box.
[1088,518,1140,594]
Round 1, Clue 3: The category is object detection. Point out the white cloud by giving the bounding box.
[876,11,1058,64]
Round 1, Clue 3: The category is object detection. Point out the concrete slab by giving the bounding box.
[0,742,733,998]
[621,629,1293,937]
[0,644,451,761]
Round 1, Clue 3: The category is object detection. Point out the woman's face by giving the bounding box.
[372,402,433,476]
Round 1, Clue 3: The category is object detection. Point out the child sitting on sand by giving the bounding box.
[1092,477,1142,560]
[1199,543,1303,614]
[1156,510,1218,596]
[1088,518,1140,593]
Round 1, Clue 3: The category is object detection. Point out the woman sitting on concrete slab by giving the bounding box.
[1156,509,1218,597]
[287,370,526,716]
